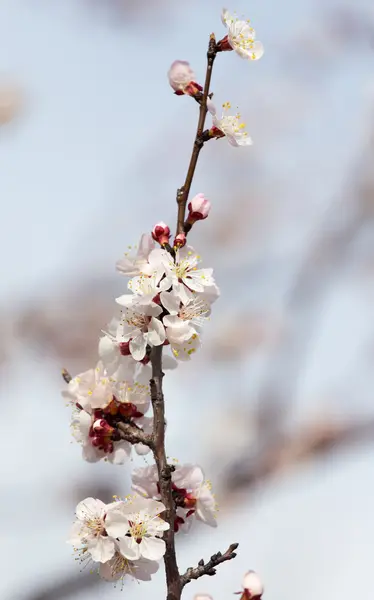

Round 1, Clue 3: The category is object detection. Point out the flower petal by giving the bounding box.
[104,507,130,538]
[87,535,115,563]
[76,498,105,521]
[140,536,166,561]
[108,441,131,465]
[118,536,141,560]
[147,317,166,346]
[130,335,147,361]
[160,291,180,315]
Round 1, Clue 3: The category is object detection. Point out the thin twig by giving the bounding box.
[150,345,181,600]
[176,34,217,235]
[116,421,154,447]
[61,368,72,384]
[180,543,239,588]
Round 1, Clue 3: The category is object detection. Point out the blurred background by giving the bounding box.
[1,0,374,598]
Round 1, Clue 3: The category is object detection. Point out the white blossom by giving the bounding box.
[157,246,218,304]
[172,464,218,527]
[161,289,211,343]
[116,233,155,277]
[99,553,159,585]
[68,498,115,563]
[105,496,169,561]
[62,362,113,411]
[221,9,264,61]
[131,463,217,529]
[170,332,201,361]
[209,101,252,147]
[115,295,165,361]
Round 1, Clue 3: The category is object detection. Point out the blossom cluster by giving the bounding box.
[132,462,218,531]
[62,227,218,463]
[168,8,263,147]
[68,495,168,586]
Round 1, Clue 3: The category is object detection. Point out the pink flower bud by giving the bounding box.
[174,232,186,248]
[152,222,171,245]
[194,596,214,600]
[242,571,264,599]
[187,193,211,222]
[167,60,202,96]
[93,419,114,435]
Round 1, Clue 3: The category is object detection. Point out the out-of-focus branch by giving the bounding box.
[224,416,374,495]
[180,543,239,588]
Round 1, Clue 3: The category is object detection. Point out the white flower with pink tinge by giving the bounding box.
[116,233,155,277]
[161,289,211,344]
[99,315,178,373]
[115,295,165,361]
[220,9,264,61]
[62,362,114,411]
[68,497,115,563]
[99,553,159,586]
[168,60,203,96]
[208,100,252,147]
[131,463,218,529]
[105,496,169,561]
[153,245,218,304]
[170,332,201,361]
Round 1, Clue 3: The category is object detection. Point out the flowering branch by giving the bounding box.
[180,543,239,588]
[61,8,265,600]
[176,34,217,236]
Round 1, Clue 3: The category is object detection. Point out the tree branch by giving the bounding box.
[150,345,181,600]
[180,543,239,588]
[116,421,154,447]
[176,34,217,235]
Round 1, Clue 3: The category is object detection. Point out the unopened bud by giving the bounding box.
[194,596,213,600]
[241,571,264,599]
[152,222,171,245]
[93,419,114,435]
[174,232,186,248]
[168,60,202,96]
[187,193,211,223]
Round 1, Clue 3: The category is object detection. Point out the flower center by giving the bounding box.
[85,516,106,537]
[179,298,209,324]
[124,309,147,330]
[128,519,147,543]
